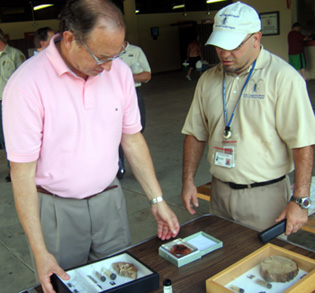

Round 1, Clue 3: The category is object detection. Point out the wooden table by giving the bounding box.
[25,215,315,293]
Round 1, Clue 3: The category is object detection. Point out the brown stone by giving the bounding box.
[112,262,138,280]
[260,255,299,282]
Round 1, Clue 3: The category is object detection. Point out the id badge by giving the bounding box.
[213,141,237,168]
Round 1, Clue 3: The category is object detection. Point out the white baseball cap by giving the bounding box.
[205,1,261,50]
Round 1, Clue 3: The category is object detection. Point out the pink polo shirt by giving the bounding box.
[3,35,141,198]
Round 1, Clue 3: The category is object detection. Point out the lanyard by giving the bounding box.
[222,59,256,139]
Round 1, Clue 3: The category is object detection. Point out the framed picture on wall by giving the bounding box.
[259,11,280,36]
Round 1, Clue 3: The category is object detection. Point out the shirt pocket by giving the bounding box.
[2,60,16,79]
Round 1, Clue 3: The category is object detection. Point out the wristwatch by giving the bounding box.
[290,196,312,209]
[149,196,164,205]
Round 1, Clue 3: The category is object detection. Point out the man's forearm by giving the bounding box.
[11,161,48,257]
[292,145,314,197]
[133,72,151,84]
[182,135,206,183]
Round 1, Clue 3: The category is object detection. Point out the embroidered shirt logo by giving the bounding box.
[243,79,265,99]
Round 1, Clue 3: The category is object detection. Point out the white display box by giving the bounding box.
[159,231,223,267]
[51,252,159,293]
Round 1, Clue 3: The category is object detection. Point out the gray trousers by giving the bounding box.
[210,175,291,231]
[32,179,131,277]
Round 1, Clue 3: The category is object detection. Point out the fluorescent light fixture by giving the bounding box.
[33,4,54,11]
[135,10,140,13]
[206,0,226,3]
[173,4,185,9]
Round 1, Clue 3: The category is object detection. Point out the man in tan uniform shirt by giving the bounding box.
[181,2,315,235]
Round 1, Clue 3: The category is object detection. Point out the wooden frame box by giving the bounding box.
[51,252,159,293]
[206,243,315,293]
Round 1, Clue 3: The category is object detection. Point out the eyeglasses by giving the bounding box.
[234,33,255,50]
[82,40,126,65]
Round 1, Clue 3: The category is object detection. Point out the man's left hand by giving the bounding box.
[276,202,308,235]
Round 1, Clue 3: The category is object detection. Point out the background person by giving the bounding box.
[288,22,311,80]
[34,27,55,54]
[185,37,203,81]
[181,2,315,236]
[118,40,151,179]
[0,28,25,182]
[3,1,179,292]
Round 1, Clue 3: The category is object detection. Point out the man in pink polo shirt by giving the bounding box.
[2,0,180,292]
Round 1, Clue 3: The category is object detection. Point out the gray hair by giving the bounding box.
[58,0,125,42]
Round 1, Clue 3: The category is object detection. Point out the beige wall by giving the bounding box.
[1,20,59,40]
[123,4,221,73]
[243,0,292,61]
[123,0,296,73]
[129,11,214,73]
[1,0,295,73]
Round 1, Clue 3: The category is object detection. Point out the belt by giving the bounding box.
[36,185,118,200]
[224,175,286,190]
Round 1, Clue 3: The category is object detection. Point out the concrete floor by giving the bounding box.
[1,70,315,293]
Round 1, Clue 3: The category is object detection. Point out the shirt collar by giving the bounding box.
[46,33,91,79]
[253,45,266,71]
[124,41,130,51]
[1,44,10,55]
[45,34,72,77]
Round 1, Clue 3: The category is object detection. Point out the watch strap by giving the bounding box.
[290,196,312,209]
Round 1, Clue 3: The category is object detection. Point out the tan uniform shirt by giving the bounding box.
[182,47,315,184]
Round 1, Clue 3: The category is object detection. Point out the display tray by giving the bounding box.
[51,252,159,293]
[206,243,315,293]
[159,231,223,267]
